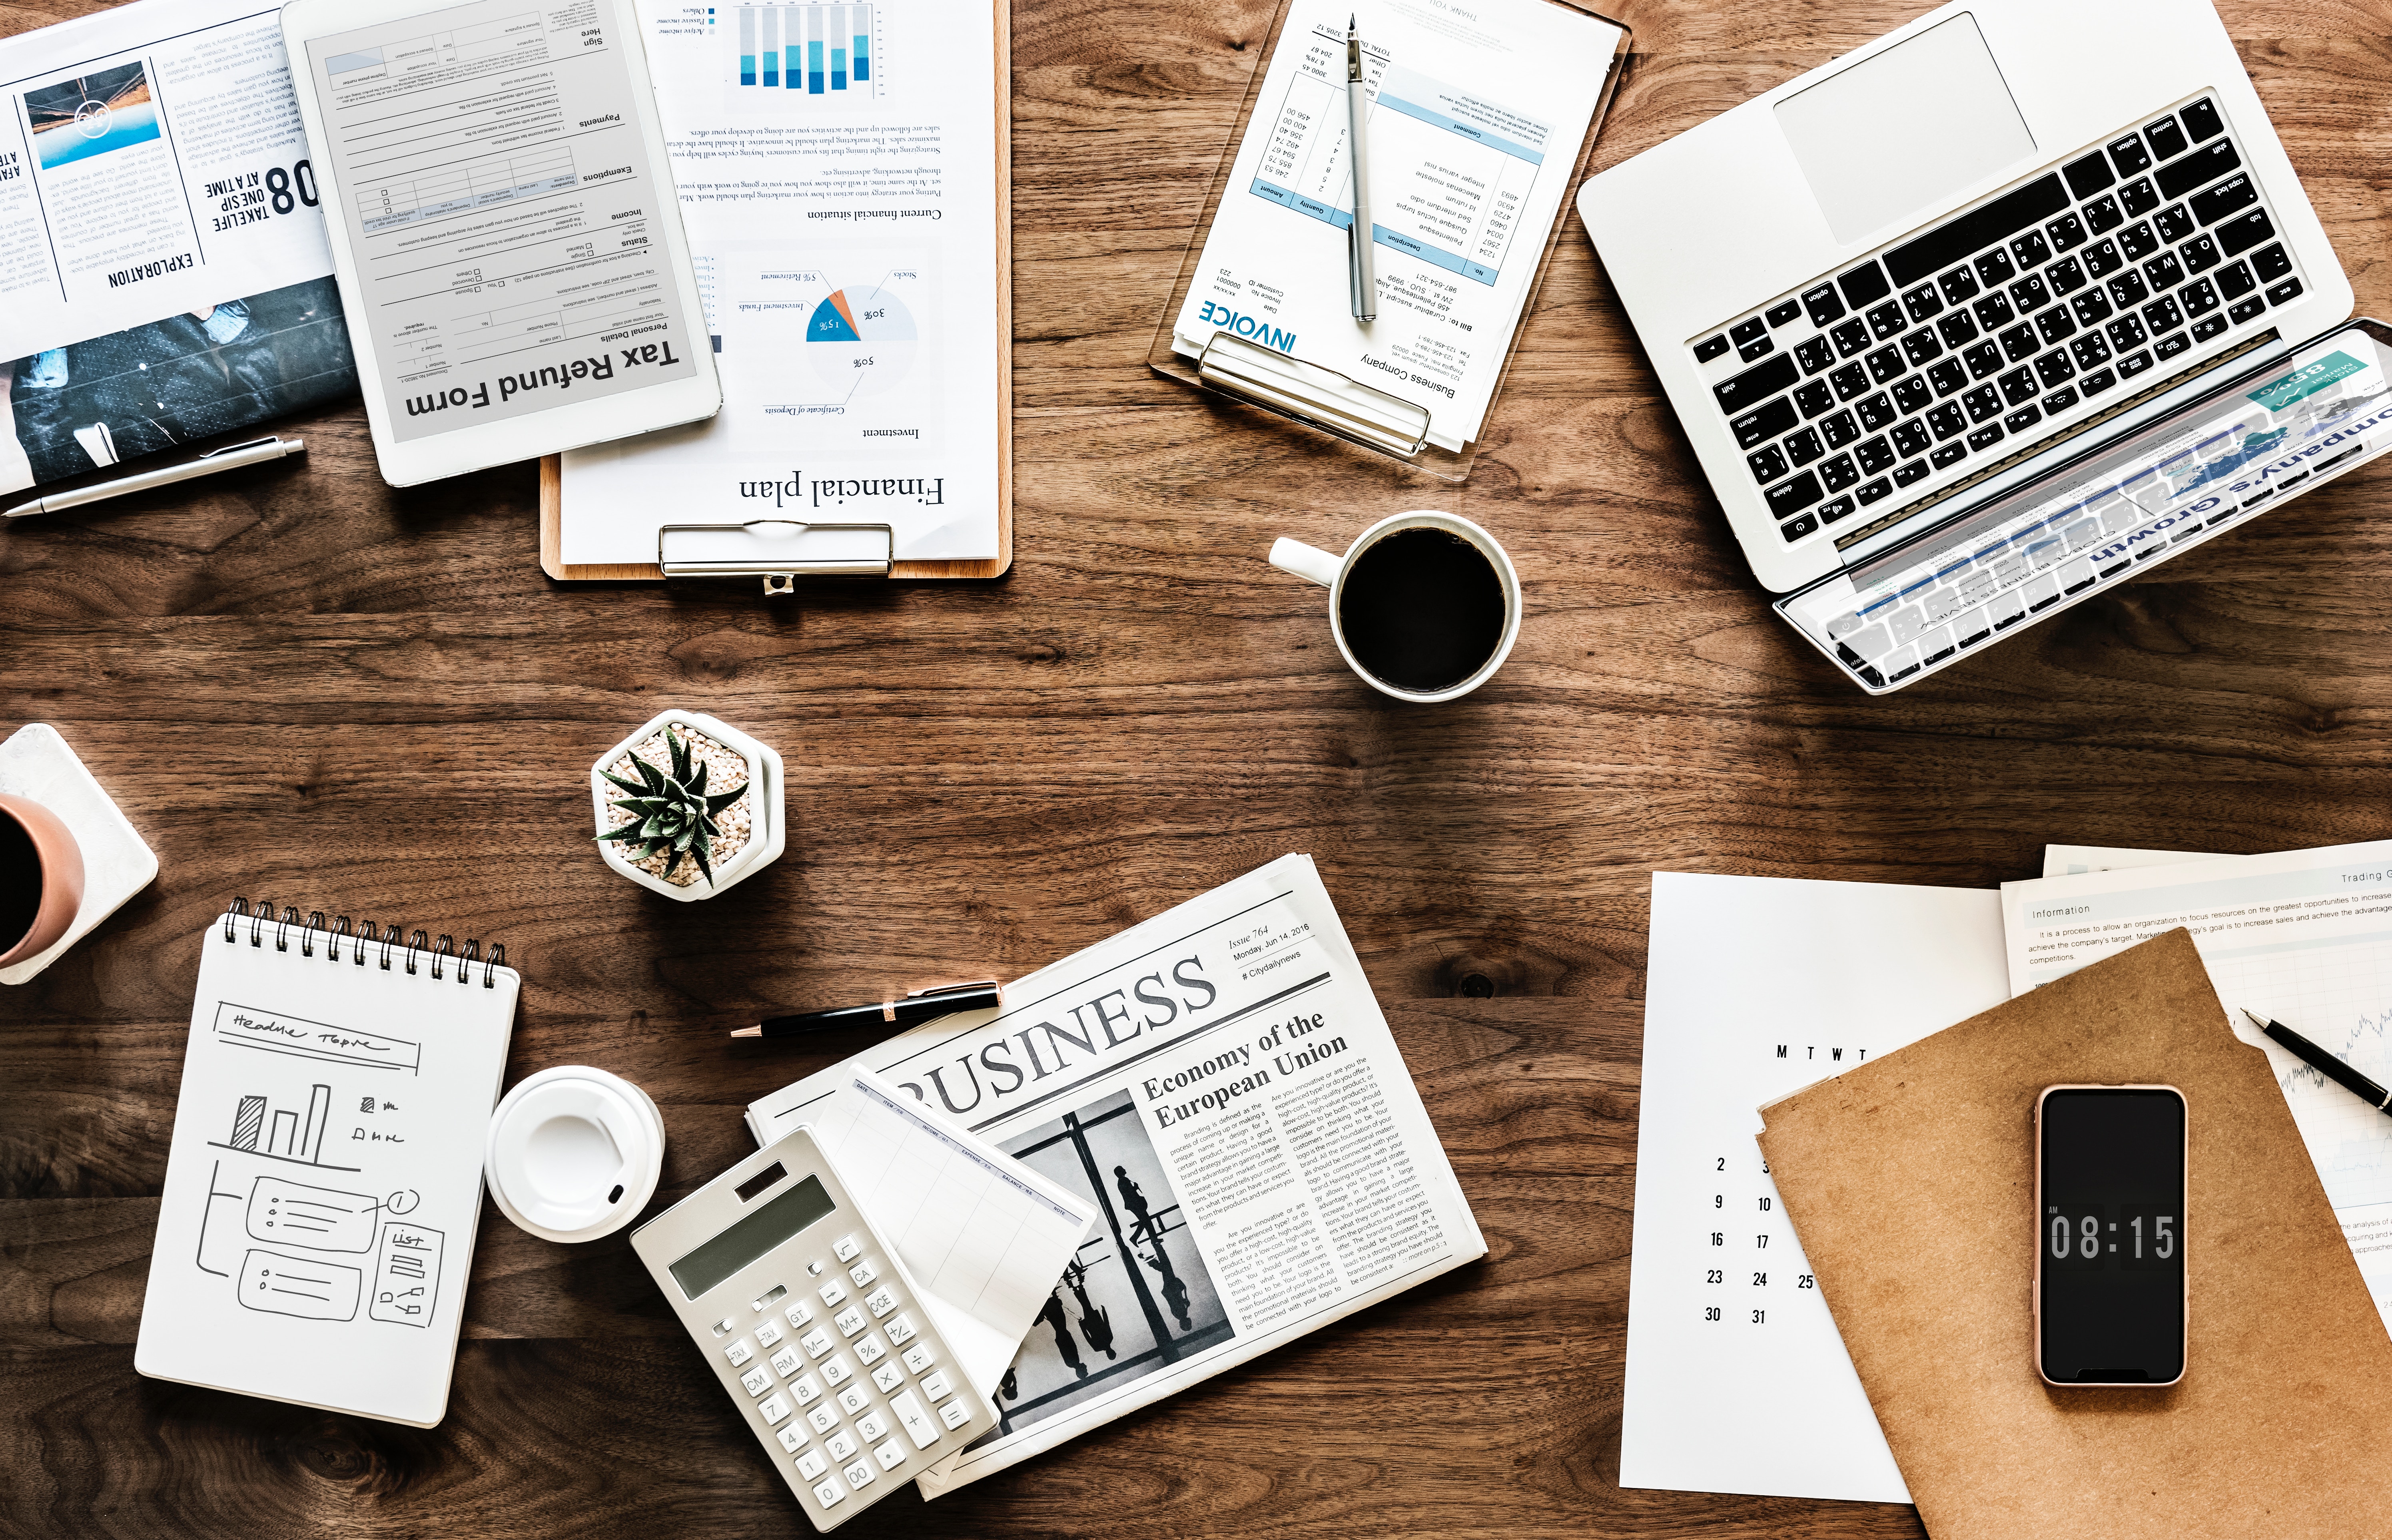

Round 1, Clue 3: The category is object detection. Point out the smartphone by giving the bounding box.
[2034,1085,2187,1387]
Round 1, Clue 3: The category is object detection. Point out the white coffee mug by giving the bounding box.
[1268,511,1521,703]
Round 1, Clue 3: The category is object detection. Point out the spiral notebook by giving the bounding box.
[134,900,520,1427]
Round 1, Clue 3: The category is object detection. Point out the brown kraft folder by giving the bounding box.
[1758,928,2392,1540]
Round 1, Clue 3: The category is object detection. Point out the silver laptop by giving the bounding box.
[1576,0,2385,692]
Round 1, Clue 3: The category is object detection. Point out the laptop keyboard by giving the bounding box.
[1691,96,2307,548]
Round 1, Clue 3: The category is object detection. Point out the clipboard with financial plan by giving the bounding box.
[1146,0,1628,482]
[540,0,1011,585]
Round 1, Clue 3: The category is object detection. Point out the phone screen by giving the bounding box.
[2038,1087,2185,1384]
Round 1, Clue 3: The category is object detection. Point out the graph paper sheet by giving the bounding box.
[2004,839,2392,1333]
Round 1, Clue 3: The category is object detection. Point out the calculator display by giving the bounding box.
[670,1175,837,1298]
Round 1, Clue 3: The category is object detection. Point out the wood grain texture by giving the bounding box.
[6,0,2392,1534]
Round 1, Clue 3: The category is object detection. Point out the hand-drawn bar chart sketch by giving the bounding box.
[208,1082,361,1172]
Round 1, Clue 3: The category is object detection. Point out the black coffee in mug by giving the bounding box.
[0,813,40,954]
[1337,527,1507,693]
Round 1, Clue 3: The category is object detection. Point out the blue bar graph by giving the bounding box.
[734,5,876,97]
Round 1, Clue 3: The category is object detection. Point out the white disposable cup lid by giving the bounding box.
[485,1065,665,1243]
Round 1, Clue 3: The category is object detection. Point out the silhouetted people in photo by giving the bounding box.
[1065,1258,1116,1360]
[1115,1164,1159,1245]
[1036,1289,1087,1379]
[1142,1244,1194,1333]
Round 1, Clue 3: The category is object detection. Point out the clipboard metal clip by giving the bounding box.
[657,518,895,595]
[1194,332,1430,458]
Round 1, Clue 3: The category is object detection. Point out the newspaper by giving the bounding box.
[0,0,354,494]
[745,853,1485,1495]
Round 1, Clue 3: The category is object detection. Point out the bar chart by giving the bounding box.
[736,4,875,96]
[209,1082,361,1171]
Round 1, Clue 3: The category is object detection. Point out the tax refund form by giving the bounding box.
[295,1,705,439]
[1169,0,1623,452]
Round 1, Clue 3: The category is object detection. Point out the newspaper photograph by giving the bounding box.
[0,0,356,493]
[746,853,1486,1495]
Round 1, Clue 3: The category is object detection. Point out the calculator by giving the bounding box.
[630,1127,996,1529]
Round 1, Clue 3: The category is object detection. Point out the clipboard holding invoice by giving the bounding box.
[540,0,1011,584]
[1147,0,1628,482]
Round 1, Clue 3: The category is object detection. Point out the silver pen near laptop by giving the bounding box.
[1346,13,1376,322]
[2,434,304,520]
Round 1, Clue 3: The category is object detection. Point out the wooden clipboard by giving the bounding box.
[539,0,1012,582]
[1757,928,2392,1539]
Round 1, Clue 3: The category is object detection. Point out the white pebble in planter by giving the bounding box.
[591,710,785,900]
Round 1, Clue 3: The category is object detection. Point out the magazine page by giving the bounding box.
[0,0,353,493]
[746,853,1486,1495]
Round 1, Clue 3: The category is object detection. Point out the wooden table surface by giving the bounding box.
[6,0,2390,1534]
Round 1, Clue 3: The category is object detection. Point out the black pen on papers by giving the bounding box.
[2243,1008,2392,1114]
[731,980,1002,1040]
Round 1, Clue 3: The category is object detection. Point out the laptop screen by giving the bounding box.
[1780,323,2392,690]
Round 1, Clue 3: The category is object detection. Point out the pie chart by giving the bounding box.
[807,285,917,398]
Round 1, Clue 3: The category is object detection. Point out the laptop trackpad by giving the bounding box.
[1775,14,2035,245]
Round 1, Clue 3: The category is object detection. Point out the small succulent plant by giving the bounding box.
[596,725,748,886]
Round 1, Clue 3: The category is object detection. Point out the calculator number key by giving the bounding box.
[724,1339,754,1368]
[837,1384,870,1416]
[834,1306,866,1338]
[806,1403,839,1434]
[790,1372,823,1406]
[818,1280,848,1309]
[776,1423,810,1454]
[768,1348,800,1378]
[753,1319,784,1350]
[901,1343,935,1375]
[854,1333,887,1367]
[826,1429,860,1463]
[739,1367,773,1398]
[884,1313,918,1347]
[797,1449,830,1481]
[856,1411,888,1443]
[758,1393,791,1425]
[834,1234,862,1263]
[810,1477,845,1509]
[843,1458,876,1490]
[891,1389,940,1449]
[848,1258,878,1289]
[865,1287,898,1319]
[821,1353,854,1388]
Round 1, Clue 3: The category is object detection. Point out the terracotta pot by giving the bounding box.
[0,793,85,968]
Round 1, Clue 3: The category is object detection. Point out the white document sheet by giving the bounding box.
[1621,872,2010,1504]
[802,1066,1097,1400]
[2003,839,2392,1334]
[557,0,1002,564]
[2042,845,2229,877]
[1169,0,1621,452]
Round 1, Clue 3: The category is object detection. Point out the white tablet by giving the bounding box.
[282,0,719,486]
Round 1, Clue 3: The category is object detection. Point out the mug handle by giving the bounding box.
[1269,538,1341,589]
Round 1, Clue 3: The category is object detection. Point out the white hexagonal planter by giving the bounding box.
[591,709,784,901]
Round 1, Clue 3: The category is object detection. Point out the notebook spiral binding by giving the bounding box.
[220,897,507,987]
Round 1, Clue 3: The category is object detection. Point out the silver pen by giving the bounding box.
[3,434,305,519]
[1346,14,1376,322]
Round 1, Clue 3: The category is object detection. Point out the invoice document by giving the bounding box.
[2004,840,2392,1335]
[557,0,1003,565]
[1621,872,2011,1504]
[1169,0,1622,452]
[297,0,704,439]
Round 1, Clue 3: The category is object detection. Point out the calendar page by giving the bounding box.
[1620,872,2008,1503]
